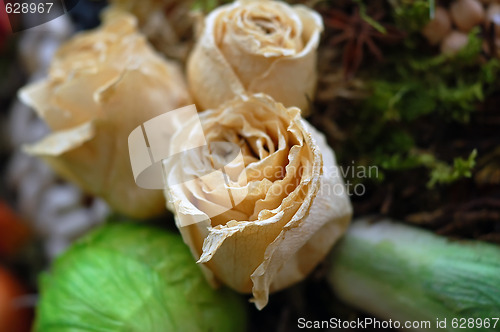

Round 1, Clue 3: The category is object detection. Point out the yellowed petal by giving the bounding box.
[23,121,95,156]
[250,121,352,309]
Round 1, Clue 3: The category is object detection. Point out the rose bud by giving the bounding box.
[19,13,191,219]
[187,0,323,114]
[450,0,485,33]
[163,94,352,309]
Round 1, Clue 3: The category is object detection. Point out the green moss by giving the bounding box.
[339,28,499,187]
[389,0,434,33]
[191,0,231,12]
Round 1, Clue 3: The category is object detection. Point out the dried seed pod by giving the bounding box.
[450,0,485,32]
[486,3,500,35]
[422,7,452,45]
[478,0,497,4]
[441,30,469,54]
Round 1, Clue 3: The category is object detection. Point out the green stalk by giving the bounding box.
[328,219,500,331]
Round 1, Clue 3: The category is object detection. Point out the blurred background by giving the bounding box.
[1,1,110,330]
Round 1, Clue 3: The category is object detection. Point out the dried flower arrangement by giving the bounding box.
[0,0,499,331]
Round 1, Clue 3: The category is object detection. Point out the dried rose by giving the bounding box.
[163,94,352,309]
[187,0,323,114]
[106,0,195,61]
[19,13,191,219]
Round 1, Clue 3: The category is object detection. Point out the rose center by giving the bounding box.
[252,17,277,35]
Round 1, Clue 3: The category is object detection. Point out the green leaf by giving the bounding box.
[35,223,247,332]
[329,219,500,330]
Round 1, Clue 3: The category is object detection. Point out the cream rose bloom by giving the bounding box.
[187,0,323,113]
[19,13,191,219]
[164,94,352,309]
